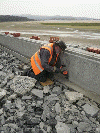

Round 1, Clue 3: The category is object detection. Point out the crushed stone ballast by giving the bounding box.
[0,47,100,133]
[0,43,31,65]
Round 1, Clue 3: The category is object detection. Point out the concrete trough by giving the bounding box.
[62,50,100,95]
[0,34,46,58]
[0,33,100,98]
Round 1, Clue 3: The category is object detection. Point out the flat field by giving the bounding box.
[0,20,100,47]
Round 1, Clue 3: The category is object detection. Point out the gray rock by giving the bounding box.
[44,94,59,103]
[43,85,50,94]
[11,76,36,95]
[26,117,41,126]
[77,99,86,106]
[65,91,83,103]
[31,89,43,98]
[55,122,70,133]
[0,108,3,115]
[47,126,52,133]
[6,80,13,87]
[16,110,25,118]
[72,121,78,126]
[47,118,57,126]
[81,110,85,115]
[67,125,77,133]
[67,115,74,124]
[8,94,17,100]
[6,116,15,123]
[64,106,71,112]
[3,123,19,130]
[15,99,25,112]
[0,71,6,77]
[0,90,6,100]
[55,115,62,122]
[52,86,62,95]
[55,103,61,114]
[0,114,5,125]
[31,101,36,107]
[82,103,99,117]
[96,126,100,133]
[89,117,97,123]
[36,100,43,107]
[42,105,50,119]
[0,64,3,70]
[6,73,14,80]
[0,79,7,88]
[22,96,32,100]
[35,82,43,89]
[40,122,44,129]
[23,65,29,70]
[77,122,92,132]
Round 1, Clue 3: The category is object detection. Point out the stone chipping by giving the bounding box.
[0,48,100,133]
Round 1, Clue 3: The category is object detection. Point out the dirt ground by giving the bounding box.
[0,21,100,47]
[20,33,100,47]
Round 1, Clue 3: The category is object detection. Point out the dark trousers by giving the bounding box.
[27,69,54,82]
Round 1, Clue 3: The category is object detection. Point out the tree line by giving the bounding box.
[0,15,34,22]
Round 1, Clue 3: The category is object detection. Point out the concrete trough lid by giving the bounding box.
[65,47,100,61]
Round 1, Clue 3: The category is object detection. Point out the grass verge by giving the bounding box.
[41,23,100,30]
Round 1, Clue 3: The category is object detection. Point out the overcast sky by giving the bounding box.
[0,0,100,19]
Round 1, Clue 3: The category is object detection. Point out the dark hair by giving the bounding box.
[55,41,67,51]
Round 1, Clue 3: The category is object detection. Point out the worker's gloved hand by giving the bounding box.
[53,66,61,73]
[61,64,66,67]
[55,68,61,73]
[60,65,66,69]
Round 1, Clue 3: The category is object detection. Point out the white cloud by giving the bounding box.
[0,0,100,19]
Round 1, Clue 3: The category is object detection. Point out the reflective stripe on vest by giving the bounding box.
[52,54,59,66]
[33,52,43,72]
[31,50,44,75]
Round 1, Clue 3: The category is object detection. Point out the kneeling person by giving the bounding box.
[29,41,67,82]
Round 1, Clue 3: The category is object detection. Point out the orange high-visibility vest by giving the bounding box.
[31,43,59,75]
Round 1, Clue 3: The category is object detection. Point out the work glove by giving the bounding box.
[61,64,66,67]
[55,68,61,73]
[60,65,66,69]
[53,66,61,73]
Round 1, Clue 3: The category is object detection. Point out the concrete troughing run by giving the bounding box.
[62,50,100,95]
[0,33,100,100]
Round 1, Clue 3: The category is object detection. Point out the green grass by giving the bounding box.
[41,23,100,30]
[0,21,100,31]
[41,23,100,26]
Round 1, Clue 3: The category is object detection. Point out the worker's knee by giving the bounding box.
[39,76,47,82]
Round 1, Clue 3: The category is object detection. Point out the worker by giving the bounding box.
[26,41,67,82]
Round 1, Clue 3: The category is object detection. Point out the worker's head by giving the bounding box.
[54,41,67,54]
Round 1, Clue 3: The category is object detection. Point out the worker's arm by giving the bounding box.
[40,49,54,72]
[55,55,61,68]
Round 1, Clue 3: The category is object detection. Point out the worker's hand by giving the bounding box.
[60,65,66,69]
[61,64,66,67]
[55,68,61,73]
[53,66,61,73]
[53,66,56,72]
